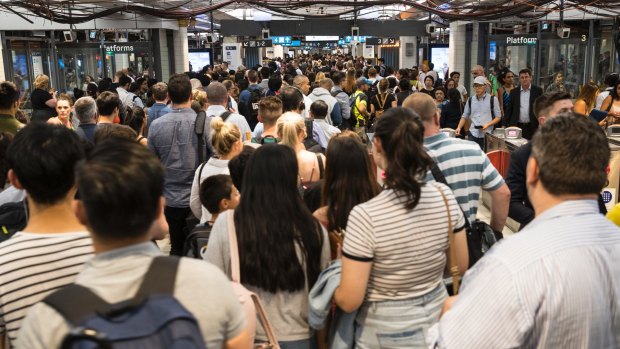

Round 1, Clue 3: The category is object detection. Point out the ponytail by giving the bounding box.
[374,107,433,210]
[277,112,305,149]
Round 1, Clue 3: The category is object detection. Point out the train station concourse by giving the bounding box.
[0,1,619,349]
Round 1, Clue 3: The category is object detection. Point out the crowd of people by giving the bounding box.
[0,53,619,349]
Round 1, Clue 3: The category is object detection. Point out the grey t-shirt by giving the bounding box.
[204,210,331,342]
[16,242,245,349]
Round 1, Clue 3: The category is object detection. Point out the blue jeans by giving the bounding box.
[354,284,447,349]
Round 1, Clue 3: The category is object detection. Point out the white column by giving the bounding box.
[172,26,189,73]
[0,43,6,81]
[449,21,467,76]
[399,36,417,69]
[158,29,171,81]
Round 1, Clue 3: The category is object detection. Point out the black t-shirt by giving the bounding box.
[396,91,413,106]
[370,93,396,113]
[30,88,53,110]
[440,102,463,130]
[419,88,435,98]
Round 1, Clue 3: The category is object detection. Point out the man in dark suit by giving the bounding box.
[506,91,607,229]
[506,68,543,139]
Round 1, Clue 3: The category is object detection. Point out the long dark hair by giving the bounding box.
[235,144,324,293]
[322,133,380,232]
[374,107,433,210]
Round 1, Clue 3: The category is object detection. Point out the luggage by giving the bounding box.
[43,257,207,349]
[0,200,28,243]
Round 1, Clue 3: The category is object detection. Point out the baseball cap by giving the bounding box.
[356,77,369,87]
[473,76,487,86]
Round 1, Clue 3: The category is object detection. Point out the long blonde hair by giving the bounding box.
[210,117,241,156]
[276,112,306,149]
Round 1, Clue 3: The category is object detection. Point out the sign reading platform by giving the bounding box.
[242,40,273,48]
[505,36,537,45]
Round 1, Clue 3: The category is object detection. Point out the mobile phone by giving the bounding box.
[474,125,483,129]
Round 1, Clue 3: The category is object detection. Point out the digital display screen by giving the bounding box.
[188,51,211,71]
[507,130,518,137]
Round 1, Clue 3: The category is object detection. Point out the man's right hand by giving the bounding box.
[455,128,461,136]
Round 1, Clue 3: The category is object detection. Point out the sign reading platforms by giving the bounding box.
[367,37,398,45]
[505,36,538,45]
[242,40,273,48]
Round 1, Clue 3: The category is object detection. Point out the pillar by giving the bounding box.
[399,36,417,69]
[172,26,189,74]
[157,29,171,81]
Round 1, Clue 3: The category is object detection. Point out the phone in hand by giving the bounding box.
[474,125,483,129]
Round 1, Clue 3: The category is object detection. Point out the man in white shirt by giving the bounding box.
[450,71,468,102]
[206,82,252,141]
[455,76,502,150]
[431,113,620,348]
[292,75,313,119]
[310,99,340,149]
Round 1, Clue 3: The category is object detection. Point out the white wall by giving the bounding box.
[158,29,170,81]
[449,21,468,77]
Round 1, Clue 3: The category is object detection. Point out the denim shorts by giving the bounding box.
[354,283,448,349]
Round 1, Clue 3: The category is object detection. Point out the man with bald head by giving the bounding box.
[403,93,510,266]
[205,82,251,141]
[293,75,313,119]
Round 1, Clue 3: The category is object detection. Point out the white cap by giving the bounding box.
[473,76,487,86]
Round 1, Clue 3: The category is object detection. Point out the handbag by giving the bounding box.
[227,212,281,349]
[430,162,502,267]
[435,185,460,294]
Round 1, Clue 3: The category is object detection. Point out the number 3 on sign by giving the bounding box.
[581,35,587,42]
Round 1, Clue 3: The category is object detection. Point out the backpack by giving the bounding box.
[367,80,380,103]
[184,223,213,259]
[467,95,496,119]
[242,88,262,130]
[43,257,207,349]
[195,111,207,164]
[374,93,389,118]
[0,200,28,243]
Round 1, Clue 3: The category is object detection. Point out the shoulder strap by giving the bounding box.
[220,111,233,122]
[430,162,472,228]
[490,95,495,119]
[227,211,241,283]
[317,153,325,179]
[197,162,208,185]
[467,96,472,111]
[195,111,207,164]
[435,185,459,295]
[44,284,109,326]
[135,256,179,297]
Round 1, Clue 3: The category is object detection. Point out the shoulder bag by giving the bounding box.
[434,185,460,295]
[228,212,281,349]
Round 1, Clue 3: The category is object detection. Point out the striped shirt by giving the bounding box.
[0,232,93,347]
[343,184,465,301]
[424,133,504,223]
[432,200,620,348]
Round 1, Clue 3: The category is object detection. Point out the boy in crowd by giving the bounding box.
[310,100,341,149]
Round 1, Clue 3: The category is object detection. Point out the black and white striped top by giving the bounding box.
[0,232,93,347]
[343,183,465,301]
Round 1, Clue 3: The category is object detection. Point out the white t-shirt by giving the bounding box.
[189,158,231,223]
[0,232,93,347]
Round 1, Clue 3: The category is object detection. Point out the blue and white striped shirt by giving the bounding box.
[431,200,620,348]
[424,133,504,223]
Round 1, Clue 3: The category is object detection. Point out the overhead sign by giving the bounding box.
[506,36,537,45]
[282,40,301,47]
[367,37,398,45]
[344,36,367,43]
[271,36,292,45]
[242,40,273,48]
[104,44,135,52]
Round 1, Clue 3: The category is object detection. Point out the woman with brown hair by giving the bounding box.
[343,68,356,95]
[370,79,397,120]
[574,83,599,116]
[313,131,380,258]
[46,94,74,129]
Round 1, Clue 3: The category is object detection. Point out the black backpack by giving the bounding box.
[0,200,28,243]
[367,80,380,104]
[242,88,262,130]
[184,223,213,259]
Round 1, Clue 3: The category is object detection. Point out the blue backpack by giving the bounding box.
[43,257,206,349]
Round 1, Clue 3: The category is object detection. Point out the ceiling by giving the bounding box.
[2,0,618,27]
